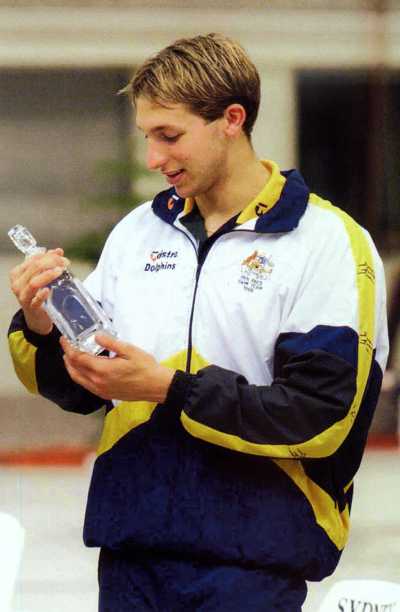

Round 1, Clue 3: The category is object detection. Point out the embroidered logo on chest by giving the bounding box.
[144,250,178,272]
[239,250,274,292]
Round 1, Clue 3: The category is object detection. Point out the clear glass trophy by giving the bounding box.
[8,224,115,355]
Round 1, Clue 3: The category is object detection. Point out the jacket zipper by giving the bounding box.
[186,259,202,373]
[185,234,226,373]
[174,222,252,374]
[167,224,199,373]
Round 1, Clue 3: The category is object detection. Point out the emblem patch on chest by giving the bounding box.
[239,250,274,292]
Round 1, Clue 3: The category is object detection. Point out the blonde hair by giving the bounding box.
[120,33,260,138]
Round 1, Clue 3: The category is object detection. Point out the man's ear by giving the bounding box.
[223,104,246,137]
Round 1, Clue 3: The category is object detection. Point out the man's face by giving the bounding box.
[135,96,228,199]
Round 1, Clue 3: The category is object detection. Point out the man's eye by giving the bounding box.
[162,134,179,143]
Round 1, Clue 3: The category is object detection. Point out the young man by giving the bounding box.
[8,33,388,611]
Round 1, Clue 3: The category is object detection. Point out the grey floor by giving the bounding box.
[1,449,399,612]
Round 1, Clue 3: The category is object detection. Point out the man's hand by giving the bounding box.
[9,248,70,335]
[60,333,175,403]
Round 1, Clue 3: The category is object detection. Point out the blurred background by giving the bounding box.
[0,0,399,610]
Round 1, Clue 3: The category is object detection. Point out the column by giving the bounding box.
[252,65,297,170]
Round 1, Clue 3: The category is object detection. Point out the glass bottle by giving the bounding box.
[8,224,114,355]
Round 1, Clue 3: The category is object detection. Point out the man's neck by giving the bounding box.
[195,148,271,227]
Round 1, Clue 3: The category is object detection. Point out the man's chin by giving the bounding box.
[173,185,193,199]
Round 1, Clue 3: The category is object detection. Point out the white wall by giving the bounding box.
[0,6,398,243]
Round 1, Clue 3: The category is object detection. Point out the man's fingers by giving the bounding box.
[18,267,64,308]
[21,253,69,280]
[11,252,69,307]
[63,358,100,395]
[30,287,50,309]
[60,337,110,378]
[28,266,65,289]
[95,333,132,358]
[61,330,135,363]
[9,248,65,286]
[61,343,113,399]
[60,336,95,365]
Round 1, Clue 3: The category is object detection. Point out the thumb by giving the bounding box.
[95,332,132,358]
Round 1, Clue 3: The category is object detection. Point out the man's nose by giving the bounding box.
[146,143,168,171]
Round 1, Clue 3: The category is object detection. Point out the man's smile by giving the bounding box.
[164,169,185,185]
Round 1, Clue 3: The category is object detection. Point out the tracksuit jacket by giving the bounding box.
[8,160,388,584]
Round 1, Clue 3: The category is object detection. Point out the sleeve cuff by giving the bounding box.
[163,369,197,409]
[10,309,61,348]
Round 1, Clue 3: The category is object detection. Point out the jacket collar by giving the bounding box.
[152,160,309,234]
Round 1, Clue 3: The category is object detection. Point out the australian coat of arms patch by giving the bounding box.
[239,250,274,292]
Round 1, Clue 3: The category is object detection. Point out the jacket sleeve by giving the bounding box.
[8,309,110,415]
[167,206,389,460]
